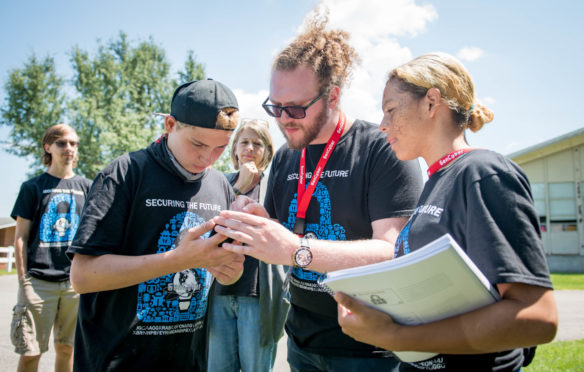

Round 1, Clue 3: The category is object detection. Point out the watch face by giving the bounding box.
[295,247,313,267]
[304,232,317,239]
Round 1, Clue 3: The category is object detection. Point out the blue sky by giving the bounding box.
[1,0,582,218]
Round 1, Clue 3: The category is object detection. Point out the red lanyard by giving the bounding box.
[426,148,474,178]
[293,112,346,235]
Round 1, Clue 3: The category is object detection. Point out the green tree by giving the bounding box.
[178,50,206,84]
[213,145,235,173]
[68,32,177,176]
[0,55,65,173]
[1,32,207,179]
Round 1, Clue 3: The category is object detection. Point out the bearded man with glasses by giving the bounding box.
[10,123,92,372]
[213,12,423,372]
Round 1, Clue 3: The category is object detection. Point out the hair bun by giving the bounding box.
[467,103,494,132]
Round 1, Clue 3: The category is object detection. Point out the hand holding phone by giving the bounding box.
[209,226,234,247]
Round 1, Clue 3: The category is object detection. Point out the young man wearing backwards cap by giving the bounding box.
[67,79,245,372]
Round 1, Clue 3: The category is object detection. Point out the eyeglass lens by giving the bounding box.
[262,93,323,119]
[265,106,306,119]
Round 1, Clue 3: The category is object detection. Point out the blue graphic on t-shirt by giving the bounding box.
[394,218,413,257]
[136,211,212,323]
[283,182,346,283]
[39,193,79,243]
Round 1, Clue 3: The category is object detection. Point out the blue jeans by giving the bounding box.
[287,335,399,372]
[208,295,277,372]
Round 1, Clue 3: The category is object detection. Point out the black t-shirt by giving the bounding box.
[264,119,423,357]
[67,138,234,371]
[394,150,552,371]
[214,171,260,297]
[11,173,92,281]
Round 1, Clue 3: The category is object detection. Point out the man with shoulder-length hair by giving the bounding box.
[214,12,423,372]
[11,123,92,372]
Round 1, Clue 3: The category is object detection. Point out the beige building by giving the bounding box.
[0,217,16,271]
[0,217,15,247]
[509,127,584,273]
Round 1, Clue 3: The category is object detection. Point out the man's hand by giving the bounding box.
[212,211,297,265]
[171,220,245,269]
[230,195,270,218]
[70,221,246,294]
[208,254,245,285]
[13,217,31,282]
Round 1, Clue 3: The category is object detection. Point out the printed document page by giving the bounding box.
[322,234,500,362]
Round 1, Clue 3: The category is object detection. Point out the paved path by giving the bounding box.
[0,274,580,371]
[0,274,289,372]
[553,290,584,342]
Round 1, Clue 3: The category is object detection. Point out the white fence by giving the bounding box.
[0,246,15,272]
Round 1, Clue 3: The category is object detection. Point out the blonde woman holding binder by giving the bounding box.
[334,53,558,371]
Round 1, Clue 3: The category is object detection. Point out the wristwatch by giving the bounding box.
[292,236,312,268]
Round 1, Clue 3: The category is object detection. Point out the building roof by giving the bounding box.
[0,217,15,229]
[508,127,584,165]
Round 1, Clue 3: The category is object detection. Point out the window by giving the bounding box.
[549,182,577,232]
[531,183,547,232]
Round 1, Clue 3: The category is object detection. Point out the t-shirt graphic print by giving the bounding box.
[135,211,212,335]
[284,182,346,288]
[40,192,80,244]
[11,173,92,281]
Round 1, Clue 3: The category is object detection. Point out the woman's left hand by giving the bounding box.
[234,161,261,194]
[334,291,399,350]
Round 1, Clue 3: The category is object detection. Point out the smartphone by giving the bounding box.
[209,226,234,247]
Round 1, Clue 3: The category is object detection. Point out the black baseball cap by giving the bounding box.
[170,79,239,130]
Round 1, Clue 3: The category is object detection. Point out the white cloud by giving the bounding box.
[344,39,413,123]
[233,88,287,149]
[457,47,484,62]
[320,0,436,122]
[479,96,496,106]
[315,0,437,39]
[233,88,270,121]
[236,0,437,133]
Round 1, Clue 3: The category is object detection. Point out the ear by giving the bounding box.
[164,115,177,132]
[327,86,341,110]
[425,88,442,117]
[43,143,51,154]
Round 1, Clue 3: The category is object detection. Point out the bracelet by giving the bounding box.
[233,187,243,196]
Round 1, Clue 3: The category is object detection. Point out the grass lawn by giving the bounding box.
[550,273,584,290]
[522,273,584,371]
[0,268,16,276]
[0,268,580,369]
[524,339,584,371]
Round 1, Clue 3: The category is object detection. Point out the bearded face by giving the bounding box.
[278,101,330,150]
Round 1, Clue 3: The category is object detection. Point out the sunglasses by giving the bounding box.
[262,93,324,119]
[54,140,79,148]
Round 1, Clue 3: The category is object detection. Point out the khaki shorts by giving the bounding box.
[11,274,79,356]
